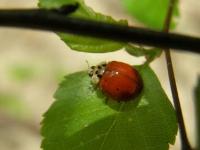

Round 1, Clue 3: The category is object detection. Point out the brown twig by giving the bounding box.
[163,0,192,149]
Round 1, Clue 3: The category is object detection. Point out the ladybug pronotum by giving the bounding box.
[88,61,143,101]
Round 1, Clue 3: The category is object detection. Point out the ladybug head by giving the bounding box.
[88,62,107,84]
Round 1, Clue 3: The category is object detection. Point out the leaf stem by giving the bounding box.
[0,8,200,53]
[194,77,200,150]
[163,0,192,149]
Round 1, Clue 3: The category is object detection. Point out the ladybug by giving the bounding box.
[88,61,143,101]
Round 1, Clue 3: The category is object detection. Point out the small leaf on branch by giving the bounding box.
[39,0,127,52]
[125,44,162,63]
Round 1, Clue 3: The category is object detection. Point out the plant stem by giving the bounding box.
[163,0,192,149]
[0,8,200,53]
[194,77,200,150]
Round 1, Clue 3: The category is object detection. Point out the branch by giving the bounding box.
[0,8,200,53]
[163,0,192,149]
[194,77,200,150]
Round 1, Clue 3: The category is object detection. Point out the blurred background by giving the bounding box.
[0,0,200,149]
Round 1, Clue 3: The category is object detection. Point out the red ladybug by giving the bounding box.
[88,61,143,101]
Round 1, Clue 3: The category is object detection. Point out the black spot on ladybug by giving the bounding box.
[88,73,93,77]
[97,65,102,69]
[97,74,102,78]
[102,63,106,67]
[95,70,99,75]
[91,66,95,69]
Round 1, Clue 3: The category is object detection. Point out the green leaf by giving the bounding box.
[41,65,177,150]
[125,44,162,63]
[38,0,126,52]
[194,76,200,150]
[122,0,179,30]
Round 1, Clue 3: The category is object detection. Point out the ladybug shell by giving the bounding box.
[99,61,142,101]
